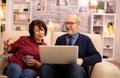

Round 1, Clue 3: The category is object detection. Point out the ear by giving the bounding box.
[77,22,80,27]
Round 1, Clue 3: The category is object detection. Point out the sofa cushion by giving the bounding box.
[90,60,120,78]
[85,34,103,56]
[51,32,66,45]
[0,55,9,75]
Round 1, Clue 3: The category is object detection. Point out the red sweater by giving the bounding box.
[8,36,46,72]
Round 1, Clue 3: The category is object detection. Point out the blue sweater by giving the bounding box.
[55,33,102,71]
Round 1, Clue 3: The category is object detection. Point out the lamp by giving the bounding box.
[47,18,60,32]
[47,18,55,32]
[90,0,97,12]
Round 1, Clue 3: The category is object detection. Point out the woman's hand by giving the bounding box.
[26,59,41,68]
[3,38,12,46]
[3,38,12,53]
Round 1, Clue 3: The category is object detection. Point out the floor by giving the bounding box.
[108,60,120,69]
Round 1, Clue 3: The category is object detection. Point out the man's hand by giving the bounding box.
[77,58,83,65]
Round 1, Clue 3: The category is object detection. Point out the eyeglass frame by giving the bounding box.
[64,21,79,26]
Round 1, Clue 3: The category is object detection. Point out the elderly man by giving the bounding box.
[39,14,102,78]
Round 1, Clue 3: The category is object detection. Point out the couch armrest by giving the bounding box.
[0,55,9,75]
[90,60,120,78]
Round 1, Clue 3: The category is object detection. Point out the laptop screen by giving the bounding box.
[39,46,78,64]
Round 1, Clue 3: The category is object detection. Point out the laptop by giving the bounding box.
[39,46,78,64]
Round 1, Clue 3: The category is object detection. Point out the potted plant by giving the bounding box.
[97,1,104,13]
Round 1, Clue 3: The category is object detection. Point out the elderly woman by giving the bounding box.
[3,20,47,78]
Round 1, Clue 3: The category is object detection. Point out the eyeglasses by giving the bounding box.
[64,22,78,26]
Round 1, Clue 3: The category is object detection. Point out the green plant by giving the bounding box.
[98,1,104,10]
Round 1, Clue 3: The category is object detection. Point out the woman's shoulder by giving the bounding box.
[18,36,32,42]
[19,36,30,39]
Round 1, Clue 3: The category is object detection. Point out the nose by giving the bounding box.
[39,30,42,34]
[66,24,72,29]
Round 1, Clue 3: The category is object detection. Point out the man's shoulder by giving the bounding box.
[79,33,89,37]
[78,33,91,40]
[58,34,67,38]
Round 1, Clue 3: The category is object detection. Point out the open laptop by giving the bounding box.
[39,46,78,64]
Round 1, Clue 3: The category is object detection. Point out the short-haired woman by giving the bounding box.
[3,20,47,78]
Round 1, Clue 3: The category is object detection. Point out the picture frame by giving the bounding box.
[1,24,5,32]
[78,0,88,13]
[35,0,46,12]
[56,0,69,6]
[16,27,21,31]
[106,1,115,13]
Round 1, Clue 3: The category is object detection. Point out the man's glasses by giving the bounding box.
[64,22,78,26]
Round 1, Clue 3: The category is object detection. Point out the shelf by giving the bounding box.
[14,22,30,24]
[91,13,116,60]
[93,25,104,26]
[103,36,114,38]
[12,0,32,31]
[14,1,31,3]
[103,47,113,50]
[13,11,30,14]
[92,13,116,15]
[103,58,114,60]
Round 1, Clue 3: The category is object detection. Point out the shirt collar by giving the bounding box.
[72,32,79,39]
[67,32,79,39]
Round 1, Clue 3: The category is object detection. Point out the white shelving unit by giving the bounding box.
[91,13,116,60]
[12,0,32,31]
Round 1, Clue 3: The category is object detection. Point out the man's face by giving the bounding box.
[64,15,80,35]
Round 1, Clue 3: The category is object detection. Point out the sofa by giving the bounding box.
[0,31,120,78]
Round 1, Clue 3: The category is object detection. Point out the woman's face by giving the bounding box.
[33,25,45,43]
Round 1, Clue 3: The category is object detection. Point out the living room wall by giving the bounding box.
[32,0,92,33]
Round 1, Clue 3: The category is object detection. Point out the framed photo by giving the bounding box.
[78,0,88,12]
[16,27,21,31]
[106,1,115,13]
[56,0,69,6]
[36,0,46,12]
[1,24,5,32]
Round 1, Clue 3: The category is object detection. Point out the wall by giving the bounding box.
[32,0,92,33]
[115,0,120,64]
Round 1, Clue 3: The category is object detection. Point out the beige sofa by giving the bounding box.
[0,31,120,78]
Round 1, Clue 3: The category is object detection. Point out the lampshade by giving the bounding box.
[90,0,97,6]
